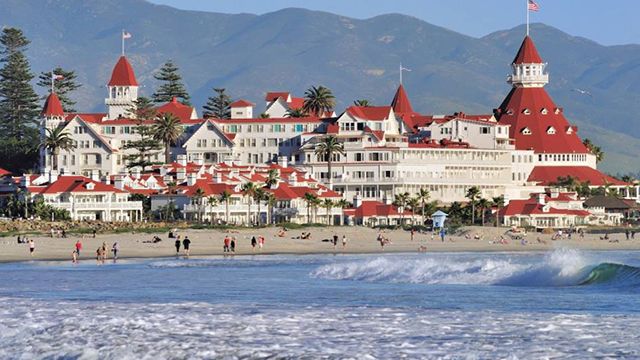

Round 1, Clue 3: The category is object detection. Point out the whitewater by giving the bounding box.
[0,249,639,359]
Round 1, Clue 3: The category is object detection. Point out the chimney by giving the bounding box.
[277,156,288,168]
[550,188,559,199]
[21,174,30,187]
[132,167,141,180]
[187,173,197,186]
[537,193,546,205]
[288,172,298,186]
[177,154,187,167]
[177,168,187,182]
[49,170,59,183]
[104,176,111,185]
[353,194,362,208]
[160,166,168,177]
[91,170,100,182]
[214,171,222,184]
[114,175,124,190]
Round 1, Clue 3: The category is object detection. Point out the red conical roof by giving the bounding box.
[513,36,543,64]
[496,86,588,154]
[391,84,414,114]
[42,92,64,117]
[108,56,138,86]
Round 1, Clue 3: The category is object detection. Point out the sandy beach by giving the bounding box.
[1,225,640,263]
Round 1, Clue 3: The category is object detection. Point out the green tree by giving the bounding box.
[322,199,334,225]
[122,97,161,169]
[303,85,335,116]
[393,192,411,223]
[303,192,319,224]
[335,198,350,225]
[465,186,481,225]
[285,108,307,118]
[207,196,218,225]
[477,198,491,226]
[192,188,206,222]
[152,60,190,104]
[265,169,280,188]
[416,188,431,220]
[241,182,258,226]
[41,127,75,171]
[492,195,505,227]
[265,192,277,225]
[0,28,40,173]
[407,197,420,224]
[37,67,81,112]
[353,99,371,107]
[259,112,270,119]
[253,187,266,226]
[583,138,604,163]
[219,190,231,224]
[152,112,183,164]
[202,88,231,119]
[314,136,344,190]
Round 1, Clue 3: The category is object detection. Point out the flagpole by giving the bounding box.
[121,29,125,56]
[526,0,530,36]
[399,63,403,85]
[51,70,54,93]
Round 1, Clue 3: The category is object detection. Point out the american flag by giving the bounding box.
[122,31,132,39]
[528,0,540,12]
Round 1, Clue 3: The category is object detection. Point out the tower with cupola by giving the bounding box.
[105,56,139,119]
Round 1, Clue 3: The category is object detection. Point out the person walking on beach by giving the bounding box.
[230,237,236,253]
[259,235,265,250]
[112,242,120,261]
[174,238,181,255]
[251,236,257,252]
[440,228,446,242]
[75,238,83,257]
[28,239,35,256]
[101,242,109,260]
[410,228,415,242]
[72,249,78,263]
[342,235,347,248]
[223,236,230,253]
[183,236,191,257]
[332,234,338,250]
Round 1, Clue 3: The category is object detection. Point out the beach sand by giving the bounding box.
[1,226,639,263]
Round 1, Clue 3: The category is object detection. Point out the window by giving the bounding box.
[295,124,304,132]
[480,127,490,134]
[547,126,556,135]
[541,108,548,115]
[521,127,532,135]
[523,109,531,115]
[354,153,365,162]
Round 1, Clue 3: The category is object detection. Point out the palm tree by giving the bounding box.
[583,138,604,163]
[219,190,231,224]
[448,201,464,224]
[322,199,334,225]
[465,186,481,225]
[241,182,258,226]
[265,192,277,225]
[285,108,307,118]
[393,192,411,224]
[153,112,183,164]
[207,196,218,225]
[42,127,75,171]
[259,113,270,119]
[416,188,430,220]
[303,85,335,116]
[192,188,205,222]
[253,187,266,226]
[353,99,371,107]
[314,136,344,190]
[407,197,420,225]
[335,198,350,226]
[265,169,279,188]
[303,192,319,224]
[492,195,505,227]
[477,198,490,226]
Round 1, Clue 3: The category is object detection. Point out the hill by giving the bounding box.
[0,0,638,174]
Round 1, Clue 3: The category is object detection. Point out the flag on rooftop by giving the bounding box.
[528,0,540,12]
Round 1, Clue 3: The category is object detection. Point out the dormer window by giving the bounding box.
[506,109,514,115]
[566,126,573,134]
[541,108,548,115]
[554,108,561,114]
[547,126,556,135]
[523,108,531,115]
[521,127,532,135]
[86,183,95,190]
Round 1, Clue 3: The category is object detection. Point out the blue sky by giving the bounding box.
[148,0,639,46]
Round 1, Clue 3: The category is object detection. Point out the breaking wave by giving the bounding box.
[312,249,640,288]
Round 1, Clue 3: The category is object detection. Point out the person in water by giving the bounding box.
[112,242,120,260]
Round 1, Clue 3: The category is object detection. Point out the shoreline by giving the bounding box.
[2,225,640,264]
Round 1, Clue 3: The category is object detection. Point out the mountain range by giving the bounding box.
[1,0,639,174]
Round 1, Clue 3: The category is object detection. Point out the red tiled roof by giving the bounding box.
[66,113,107,124]
[496,87,588,154]
[265,92,290,102]
[513,36,543,64]
[212,117,320,124]
[500,197,590,217]
[347,106,391,121]
[391,84,414,114]
[289,97,305,110]
[40,176,126,194]
[355,200,412,218]
[527,166,627,186]
[42,92,64,117]
[108,56,138,86]
[230,99,255,107]
[157,97,195,122]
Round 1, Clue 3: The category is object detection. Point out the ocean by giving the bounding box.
[0,249,639,359]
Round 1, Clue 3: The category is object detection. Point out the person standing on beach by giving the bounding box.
[410,228,415,242]
[342,235,347,248]
[440,228,446,242]
[72,249,78,263]
[28,239,35,256]
[101,242,109,260]
[183,236,191,257]
[259,236,265,250]
[223,236,230,253]
[174,238,181,255]
[230,237,236,253]
[76,238,83,257]
[112,242,120,261]
[332,234,338,250]
[251,236,257,252]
